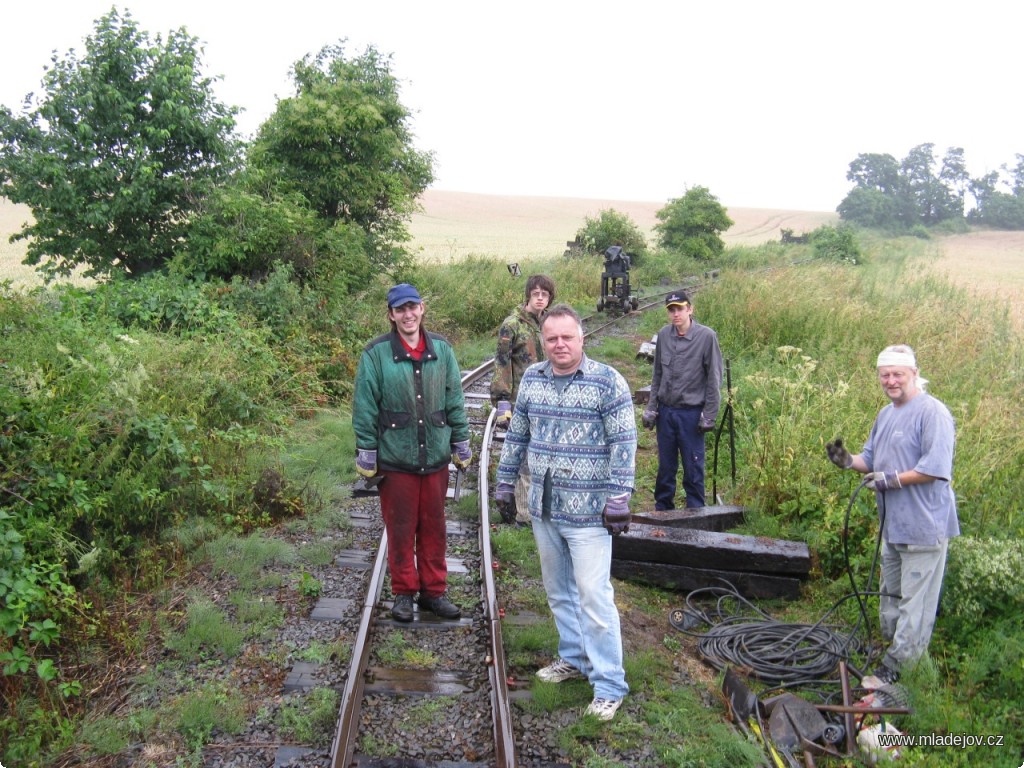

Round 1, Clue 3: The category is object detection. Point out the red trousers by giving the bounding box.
[378,468,449,597]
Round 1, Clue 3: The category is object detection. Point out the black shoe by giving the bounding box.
[391,594,414,622]
[417,594,461,619]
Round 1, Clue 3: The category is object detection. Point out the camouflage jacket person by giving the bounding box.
[490,303,545,404]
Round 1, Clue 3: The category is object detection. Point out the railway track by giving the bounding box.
[327,362,515,768]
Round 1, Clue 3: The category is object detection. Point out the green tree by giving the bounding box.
[1004,153,1024,196]
[939,146,969,214]
[841,151,916,227]
[653,186,733,261]
[836,187,901,229]
[902,143,961,224]
[976,192,1024,229]
[247,43,434,275]
[846,152,903,196]
[839,145,969,228]
[0,8,237,280]
[178,173,371,288]
[967,170,999,221]
[574,208,648,263]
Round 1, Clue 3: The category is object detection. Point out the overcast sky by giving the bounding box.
[3,1,1021,211]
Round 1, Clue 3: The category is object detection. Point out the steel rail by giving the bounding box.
[479,407,517,767]
[329,528,389,768]
[330,361,510,767]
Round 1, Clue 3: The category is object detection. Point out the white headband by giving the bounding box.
[877,350,917,368]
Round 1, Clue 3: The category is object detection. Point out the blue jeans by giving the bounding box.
[655,405,706,509]
[532,517,628,700]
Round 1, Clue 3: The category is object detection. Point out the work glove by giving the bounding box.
[641,409,657,430]
[602,493,632,536]
[826,438,854,469]
[865,471,902,492]
[495,400,512,427]
[452,440,473,470]
[699,414,716,433]
[356,449,377,478]
[494,482,516,524]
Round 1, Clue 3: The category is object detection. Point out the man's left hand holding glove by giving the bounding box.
[865,471,902,492]
[452,440,473,470]
[602,493,632,536]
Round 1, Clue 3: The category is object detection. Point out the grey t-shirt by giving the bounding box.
[862,392,960,545]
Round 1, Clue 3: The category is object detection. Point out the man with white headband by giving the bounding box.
[825,344,959,685]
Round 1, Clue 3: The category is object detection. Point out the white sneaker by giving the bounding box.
[585,697,623,721]
[536,659,584,683]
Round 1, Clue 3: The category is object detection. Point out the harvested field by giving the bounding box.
[928,229,1024,329]
[408,189,837,262]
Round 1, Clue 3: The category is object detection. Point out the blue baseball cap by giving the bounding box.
[387,283,422,308]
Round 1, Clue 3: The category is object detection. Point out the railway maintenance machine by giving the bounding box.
[597,245,639,316]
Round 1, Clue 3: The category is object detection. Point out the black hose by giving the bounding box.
[673,479,894,686]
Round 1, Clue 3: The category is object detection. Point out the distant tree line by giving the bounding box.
[838,143,1024,230]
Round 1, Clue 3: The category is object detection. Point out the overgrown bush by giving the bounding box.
[0,282,317,729]
[943,536,1024,628]
[574,208,649,264]
[810,223,862,264]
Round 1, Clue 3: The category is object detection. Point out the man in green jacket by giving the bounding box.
[353,283,472,622]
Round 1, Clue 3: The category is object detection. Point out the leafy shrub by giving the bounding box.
[810,223,862,264]
[943,536,1024,627]
[574,209,649,264]
[653,186,733,261]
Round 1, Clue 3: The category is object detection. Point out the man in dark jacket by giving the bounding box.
[642,290,723,509]
[352,283,472,622]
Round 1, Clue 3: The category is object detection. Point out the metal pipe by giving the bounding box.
[839,661,855,755]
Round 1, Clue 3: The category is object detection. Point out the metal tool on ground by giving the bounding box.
[765,693,829,751]
[351,473,386,498]
[596,246,639,316]
[720,665,905,766]
[453,467,464,500]
[722,668,799,767]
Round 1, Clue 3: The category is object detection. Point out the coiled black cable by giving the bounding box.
[672,477,892,686]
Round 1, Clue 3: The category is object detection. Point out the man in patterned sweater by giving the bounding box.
[494,304,637,721]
